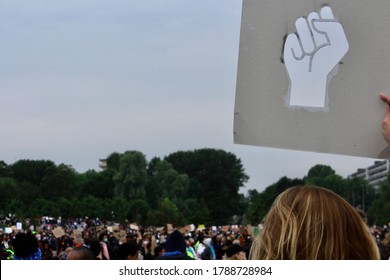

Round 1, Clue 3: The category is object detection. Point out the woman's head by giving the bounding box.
[250,185,380,260]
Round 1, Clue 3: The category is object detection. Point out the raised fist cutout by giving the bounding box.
[284,6,349,108]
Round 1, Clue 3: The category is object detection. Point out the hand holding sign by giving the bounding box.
[380,93,390,146]
[284,6,349,108]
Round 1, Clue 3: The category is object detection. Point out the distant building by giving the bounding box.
[348,160,390,189]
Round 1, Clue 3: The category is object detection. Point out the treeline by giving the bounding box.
[0,149,389,226]
[0,149,248,226]
[246,165,390,226]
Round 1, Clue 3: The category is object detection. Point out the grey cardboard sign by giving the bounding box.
[234,0,390,158]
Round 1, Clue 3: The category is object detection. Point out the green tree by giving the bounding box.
[182,198,211,225]
[0,177,18,212]
[76,196,105,219]
[75,169,115,200]
[40,164,76,200]
[367,175,390,225]
[165,148,249,225]
[306,173,346,196]
[306,164,336,179]
[105,152,121,171]
[30,199,56,217]
[146,158,189,210]
[16,181,41,205]
[0,161,11,177]
[55,198,74,219]
[263,177,303,211]
[128,199,150,225]
[148,197,185,226]
[305,165,347,198]
[245,176,304,225]
[9,160,56,202]
[236,193,250,221]
[344,177,374,211]
[245,189,265,225]
[6,199,26,218]
[11,159,55,187]
[109,196,131,222]
[8,160,77,203]
[113,151,147,200]
[304,165,376,211]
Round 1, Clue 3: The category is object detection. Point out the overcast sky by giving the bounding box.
[0,0,377,194]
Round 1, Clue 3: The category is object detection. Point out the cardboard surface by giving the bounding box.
[129,224,139,231]
[167,224,174,234]
[234,0,390,158]
[52,227,66,238]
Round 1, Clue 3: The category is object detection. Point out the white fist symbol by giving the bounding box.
[284,6,349,108]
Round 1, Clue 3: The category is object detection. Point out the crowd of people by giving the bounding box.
[0,215,253,260]
[1,186,389,260]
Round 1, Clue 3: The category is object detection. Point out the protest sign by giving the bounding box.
[234,0,390,158]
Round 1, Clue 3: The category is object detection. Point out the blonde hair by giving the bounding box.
[250,186,380,260]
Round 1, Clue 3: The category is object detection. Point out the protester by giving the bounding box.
[156,230,193,260]
[89,239,103,260]
[224,243,247,260]
[203,237,216,260]
[2,212,386,260]
[250,185,380,260]
[116,242,139,260]
[12,231,42,260]
[67,246,96,260]
[153,245,164,259]
[185,238,197,259]
[194,233,212,260]
[381,231,390,260]
[98,232,110,260]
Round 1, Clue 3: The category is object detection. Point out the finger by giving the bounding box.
[312,20,349,55]
[295,17,315,54]
[320,6,335,20]
[284,33,303,61]
[308,12,328,46]
[380,93,390,104]
[312,20,342,36]
[380,94,388,103]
